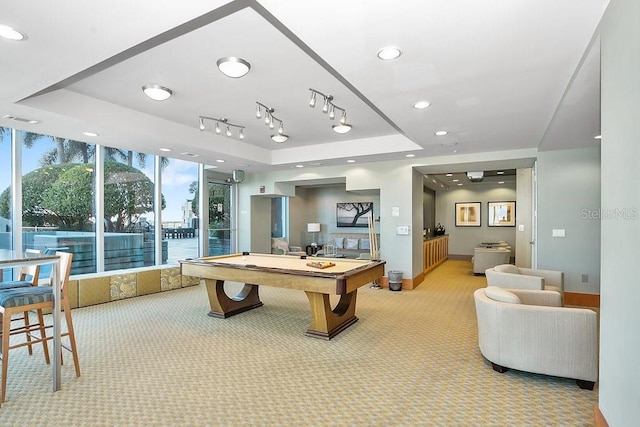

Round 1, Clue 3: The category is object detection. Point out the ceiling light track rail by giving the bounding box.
[308,88,347,123]
[256,102,288,142]
[198,116,245,139]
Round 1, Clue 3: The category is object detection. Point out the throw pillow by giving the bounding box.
[495,264,520,274]
[346,238,359,250]
[333,237,344,249]
[485,286,521,304]
[359,238,370,250]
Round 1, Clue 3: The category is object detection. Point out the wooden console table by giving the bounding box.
[423,235,448,273]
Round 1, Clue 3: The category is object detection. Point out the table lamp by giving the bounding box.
[307,223,321,246]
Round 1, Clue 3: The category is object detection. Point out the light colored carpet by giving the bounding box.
[0,260,597,426]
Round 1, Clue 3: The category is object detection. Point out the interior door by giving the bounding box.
[207,180,234,256]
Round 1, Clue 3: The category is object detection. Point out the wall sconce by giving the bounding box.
[308,88,351,134]
[198,116,245,139]
[256,102,289,142]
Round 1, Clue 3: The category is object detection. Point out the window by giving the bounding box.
[271,197,287,238]
[161,158,199,263]
[102,146,159,270]
[20,132,96,274]
[0,127,12,279]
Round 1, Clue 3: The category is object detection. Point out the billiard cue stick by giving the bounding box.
[369,212,382,289]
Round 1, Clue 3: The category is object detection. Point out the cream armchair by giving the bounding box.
[271,238,306,256]
[474,286,598,389]
[485,264,564,295]
[472,247,511,275]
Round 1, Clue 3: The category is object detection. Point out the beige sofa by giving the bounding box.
[473,286,598,389]
[485,264,564,295]
[472,247,511,275]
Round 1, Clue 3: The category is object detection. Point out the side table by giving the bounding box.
[306,244,323,256]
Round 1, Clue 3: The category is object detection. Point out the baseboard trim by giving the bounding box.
[564,292,600,307]
[594,404,609,427]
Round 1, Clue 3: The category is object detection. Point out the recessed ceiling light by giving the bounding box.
[452,179,459,182]
[180,152,199,158]
[159,148,171,152]
[0,24,27,41]
[377,46,401,60]
[347,159,356,163]
[594,135,602,140]
[498,181,505,184]
[413,101,431,109]
[435,130,448,136]
[332,123,352,134]
[406,154,415,158]
[497,171,504,175]
[295,165,304,168]
[216,57,251,78]
[82,131,98,137]
[446,173,453,177]
[457,183,463,186]
[216,159,225,163]
[142,84,172,101]
[271,134,289,143]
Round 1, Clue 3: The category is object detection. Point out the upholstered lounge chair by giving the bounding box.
[271,238,306,256]
[474,286,598,389]
[471,248,511,275]
[485,264,564,295]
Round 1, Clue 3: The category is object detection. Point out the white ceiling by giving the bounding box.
[1,0,608,174]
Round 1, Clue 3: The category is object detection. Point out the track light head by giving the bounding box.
[226,126,232,137]
[199,117,205,131]
[256,104,261,119]
[215,122,221,134]
[340,111,347,124]
[309,91,316,108]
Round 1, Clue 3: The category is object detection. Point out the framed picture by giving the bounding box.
[455,202,481,227]
[336,202,373,227]
[488,201,516,227]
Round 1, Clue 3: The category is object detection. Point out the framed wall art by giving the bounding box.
[455,202,481,227]
[336,202,373,228]
[488,201,516,227]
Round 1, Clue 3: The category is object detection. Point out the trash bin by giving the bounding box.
[388,270,403,291]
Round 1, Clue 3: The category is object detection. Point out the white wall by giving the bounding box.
[536,147,601,294]
[435,184,517,256]
[599,0,640,424]
[238,158,418,280]
[296,185,380,246]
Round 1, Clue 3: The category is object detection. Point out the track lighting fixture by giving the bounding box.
[198,116,245,139]
[256,102,289,143]
[308,88,351,133]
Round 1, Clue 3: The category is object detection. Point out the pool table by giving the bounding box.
[180,253,385,339]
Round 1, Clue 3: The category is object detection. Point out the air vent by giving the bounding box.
[2,114,40,124]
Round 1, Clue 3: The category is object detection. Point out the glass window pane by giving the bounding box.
[103,147,158,270]
[0,127,12,279]
[271,197,285,238]
[161,158,199,263]
[21,132,96,275]
[208,181,231,256]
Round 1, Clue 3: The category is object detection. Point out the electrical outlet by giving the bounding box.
[581,274,589,283]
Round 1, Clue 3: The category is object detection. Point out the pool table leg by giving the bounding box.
[304,290,358,340]
[204,279,263,318]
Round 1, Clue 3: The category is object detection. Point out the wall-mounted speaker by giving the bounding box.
[232,169,245,183]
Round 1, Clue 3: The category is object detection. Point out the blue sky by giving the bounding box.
[0,133,197,224]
